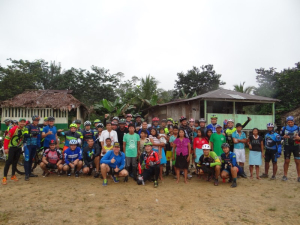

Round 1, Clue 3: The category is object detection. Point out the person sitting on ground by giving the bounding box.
[220,143,239,188]
[138,141,160,187]
[100,142,128,186]
[82,139,100,178]
[63,139,83,177]
[40,140,63,177]
[197,144,221,186]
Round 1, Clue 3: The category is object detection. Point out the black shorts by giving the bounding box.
[284,145,300,160]
[265,149,277,163]
[109,166,124,175]
[83,162,96,169]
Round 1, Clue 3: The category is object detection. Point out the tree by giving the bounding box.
[233,82,255,94]
[94,98,135,117]
[174,64,225,98]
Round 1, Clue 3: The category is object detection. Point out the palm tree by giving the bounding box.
[233,82,255,94]
[94,98,135,117]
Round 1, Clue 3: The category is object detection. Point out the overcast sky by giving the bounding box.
[0,0,299,91]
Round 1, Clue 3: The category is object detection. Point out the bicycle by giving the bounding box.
[0,137,6,162]
[16,146,44,175]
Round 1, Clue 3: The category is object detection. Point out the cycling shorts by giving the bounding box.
[284,145,300,160]
[264,149,277,163]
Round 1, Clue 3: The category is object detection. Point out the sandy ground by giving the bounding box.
[0,154,300,225]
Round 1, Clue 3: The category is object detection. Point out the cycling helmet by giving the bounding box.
[135,114,141,118]
[152,117,159,122]
[267,123,274,128]
[167,118,174,122]
[48,116,55,121]
[227,119,234,123]
[96,123,104,128]
[223,119,228,125]
[161,119,167,122]
[210,115,218,119]
[221,143,230,149]
[126,114,132,118]
[74,119,81,124]
[112,117,119,121]
[119,118,126,124]
[199,118,206,123]
[26,120,30,125]
[69,139,78,145]
[286,116,294,122]
[4,119,10,123]
[70,123,77,128]
[144,141,153,146]
[202,144,210,150]
[189,118,195,122]
[44,117,48,121]
[32,115,40,121]
[49,140,57,145]
[94,119,101,124]
[13,120,18,124]
[84,121,91,126]
[179,116,187,122]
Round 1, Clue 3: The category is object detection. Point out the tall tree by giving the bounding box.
[174,64,225,98]
[233,82,255,94]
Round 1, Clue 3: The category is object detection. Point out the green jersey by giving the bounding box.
[210,133,226,156]
[123,133,140,157]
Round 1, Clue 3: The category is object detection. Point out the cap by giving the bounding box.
[216,124,222,128]
[113,142,120,148]
[19,118,26,122]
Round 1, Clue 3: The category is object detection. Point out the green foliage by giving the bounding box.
[174,64,225,98]
[94,98,135,117]
[233,82,255,94]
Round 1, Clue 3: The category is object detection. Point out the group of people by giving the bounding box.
[2,113,300,188]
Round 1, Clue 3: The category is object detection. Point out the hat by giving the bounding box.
[236,123,242,127]
[49,140,57,145]
[144,141,153,146]
[19,118,26,122]
[216,124,222,128]
[113,142,120,148]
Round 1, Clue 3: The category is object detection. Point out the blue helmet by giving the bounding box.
[286,116,294,122]
[267,123,274,128]
[69,139,78,145]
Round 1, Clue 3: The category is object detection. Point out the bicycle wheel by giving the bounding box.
[16,153,25,175]
[0,147,6,162]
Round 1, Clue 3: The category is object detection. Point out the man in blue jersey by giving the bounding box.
[63,139,83,177]
[42,117,60,149]
[260,123,281,180]
[100,142,128,186]
[207,115,222,133]
[281,116,300,182]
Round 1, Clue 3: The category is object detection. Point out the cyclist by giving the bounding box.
[134,114,142,127]
[179,116,193,140]
[281,116,299,181]
[125,114,133,126]
[199,118,207,138]
[100,142,128,186]
[23,115,41,180]
[3,119,12,137]
[82,139,100,177]
[42,117,59,150]
[95,123,104,151]
[116,119,129,152]
[63,139,83,177]
[225,117,251,152]
[207,115,222,133]
[167,118,174,126]
[138,141,160,187]
[2,118,26,185]
[82,121,96,149]
[40,140,63,177]
[74,119,84,136]
[220,143,239,188]
[260,123,282,179]
[148,117,160,132]
[58,123,82,153]
[197,144,221,186]
[160,119,169,134]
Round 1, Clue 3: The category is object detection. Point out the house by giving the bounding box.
[0,90,89,130]
[146,89,280,130]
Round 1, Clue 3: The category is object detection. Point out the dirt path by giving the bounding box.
[0,156,300,225]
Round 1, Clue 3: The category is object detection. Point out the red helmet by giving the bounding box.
[152,117,159,122]
[180,116,187,122]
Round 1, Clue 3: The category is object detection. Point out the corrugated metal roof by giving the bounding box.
[149,89,280,108]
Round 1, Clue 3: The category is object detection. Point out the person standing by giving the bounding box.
[232,123,248,178]
[209,125,226,157]
[42,117,59,150]
[116,119,129,152]
[100,121,118,150]
[207,115,221,133]
[248,128,264,179]
[123,124,140,181]
[2,118,26,185]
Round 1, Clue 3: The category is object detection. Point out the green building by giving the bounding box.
[0,90,89,130]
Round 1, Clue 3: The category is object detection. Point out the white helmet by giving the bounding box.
[227,119,234,123]
[202,144,210,150]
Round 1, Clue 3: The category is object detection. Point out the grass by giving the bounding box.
[180,205,184,210]
[0,212,9,223]
[268,207,277,212]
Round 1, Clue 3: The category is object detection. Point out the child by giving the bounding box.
[102,138,113,157]
[193,129,209,170]
[248,128,263,179]
[170,126,178,177]
[159,127,167,144]
[193,120,200,138]
[139,130,148,154]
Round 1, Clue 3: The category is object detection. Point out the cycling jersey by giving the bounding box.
[281,125,299,146]
[43,125,57,148]
[59,130,81,147]
[265,132,281,151]
[221,152,238,171]
[82,130,95,148]
[100,150,125,170]
[225,118,251,145]
[193,137,209,149]
[4,126,26,149]
[199,151,221,167]
[4,123,13,137]
[83,144,100,166]
[64,147,82,164]
[139,150,160,169]
[206,124,222,133]
[43,148,62,164]
[24,124,41,146]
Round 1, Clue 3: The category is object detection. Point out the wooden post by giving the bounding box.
[272,102,275,123]
[233,101,236,120]
[204,100,207,121]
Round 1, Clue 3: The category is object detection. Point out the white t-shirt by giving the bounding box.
[100,130,118,147]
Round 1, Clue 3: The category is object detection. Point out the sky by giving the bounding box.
[0,0,299,91]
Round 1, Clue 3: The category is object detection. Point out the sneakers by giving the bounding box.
[25,175,29,181]
[271,175,276,180]
[30,173,38,177]
[43,172,50,177]
[75,171,79,178]
[154,180,158,188]
[240,172,247,178]
[187,174,192,180]
[94,172,100,178]
[111,175,119,183]
[124,176,128,182]
[282,176,288,181]
[103,179,108,186]
[2,177,7,185]
[214,179,219,186]
[67,170,71,177]
[260,173,268,178]
[11,175,18,181]
[231,181,237,188]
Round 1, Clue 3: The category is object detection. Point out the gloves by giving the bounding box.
[276,152,281,158]
[277,146,282,155]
